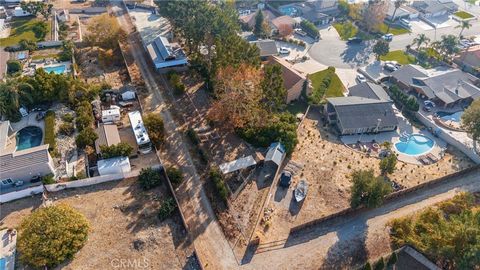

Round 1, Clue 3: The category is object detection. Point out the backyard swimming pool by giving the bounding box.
[395,134,434,156]
[43,64,67,74]
[279,6,299,16]
[436,111,464,123]
[16,126,43,151]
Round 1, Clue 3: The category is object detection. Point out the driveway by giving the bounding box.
[241,167,480,269]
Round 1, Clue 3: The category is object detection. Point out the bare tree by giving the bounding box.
[362,0,388,33]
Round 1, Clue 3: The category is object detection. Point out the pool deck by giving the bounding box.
[6,112,45,154]
[341,107,446,165]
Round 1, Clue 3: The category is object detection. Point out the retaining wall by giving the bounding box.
[0,185,44,204]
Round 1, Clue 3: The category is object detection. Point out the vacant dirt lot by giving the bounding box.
[261,109,474,242]
[0,178,198,270]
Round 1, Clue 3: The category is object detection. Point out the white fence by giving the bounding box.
[0,185,44,203]
[1,171,139,203]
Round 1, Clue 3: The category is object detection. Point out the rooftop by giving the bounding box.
[348,82,391,101]
[267,56,306,90]
[95,124,121,153]
[0,144,51,175]
[252,40,278,57]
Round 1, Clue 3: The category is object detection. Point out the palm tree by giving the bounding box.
[0,80,33,117]
[412,33,430,50]
[386,0,406,33]
[456,20,472,39]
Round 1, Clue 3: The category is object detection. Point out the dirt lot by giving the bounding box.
[260,109,475,243]
[0,178,198,270]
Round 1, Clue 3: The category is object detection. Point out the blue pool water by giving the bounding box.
[43,64,66,74]
[279,6,299,16]
[436,111,464,123]
[16,126,43,151]
[395,134,434,156]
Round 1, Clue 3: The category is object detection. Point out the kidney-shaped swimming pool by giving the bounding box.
[395,134,434,156]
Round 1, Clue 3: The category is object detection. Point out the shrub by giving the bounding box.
[187,128,200,145]
[58,122,74,136]
[19,39,37,52]
[7,60,22,74]
[138,167,163,190]
[41,174,55,185]
[387,252,397,266]
[373,257,384,270]
[75,127,98,149]
[379,153,397,175]
[44,111,56,152]
[144,113,165,148]
[61,113,74,123]
[168,72,186,96]
[300,20,319,39]
[350,169,393,208]
[209,167,228,203]
[32,22,48,40]
[166,166,183,185]
[75,102,94,131]
[17,204,90,269]
[158,197,177,221]
[100,142,133,158]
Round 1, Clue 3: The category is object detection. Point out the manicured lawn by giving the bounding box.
[0,17,51,47]
[380,50,416,65]
[454,11,474,19]
[309,68,345,104]
[378,22,410,35]
[333,21,358,40]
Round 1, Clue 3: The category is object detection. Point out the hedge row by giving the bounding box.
[44,111,56,152]
[209,167,228,203]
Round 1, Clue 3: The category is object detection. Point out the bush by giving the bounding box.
[144,113,165,148]
[100,142,133,158]
[387,252,397,266]
[44,111,56,152]
[138,167,163,190]
[209,167,228,203]
[158,197,177,221]
[7,60,22,74]
[350,169,393,208]
[168,73,186,96]
[41,174,55,185]
[19,39,37,52]
[75,127,98,149]
[61,113,74,123]
[75,102,94,132]
[300,20,319,39]
[373,257,384,270]
[379,153,397,175]
[166,166,183,185]
[58,122,74,136]
[17,204,90,269]
[32,21,48,40]
[388,85,419,112]
[187,128,200,145]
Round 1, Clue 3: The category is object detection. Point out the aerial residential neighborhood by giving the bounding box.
[0,0,479,269]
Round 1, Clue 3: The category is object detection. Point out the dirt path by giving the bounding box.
[111,3,237,269]
[241,167,480,269]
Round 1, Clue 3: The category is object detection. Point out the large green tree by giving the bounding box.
[373,39,390,60]
[350,169,392,208]
[253,10,268,38]
[462,99,480,151]
[17,204,90,269]
[0,80,33,120]
[438,35,459,59]
[261,64,286,112]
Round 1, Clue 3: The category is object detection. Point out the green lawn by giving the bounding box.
[0,17,51,47]
[378,22,410,35]
[454,11,474,19]
[333,21,358,40]
[380,50,416,65]
[309,68,345,104]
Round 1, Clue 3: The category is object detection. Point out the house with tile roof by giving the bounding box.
[267,56,312,103]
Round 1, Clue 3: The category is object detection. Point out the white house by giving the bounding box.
[101,107,121,123]
[13,7,31,17]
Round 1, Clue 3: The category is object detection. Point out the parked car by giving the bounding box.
[383,63,398,72]
[400,19,411,28]
[423,106,432,112]
[279,171,292,188]
[356,74,367,83]
[424,100,436,108]
[13,180,24,187]
[30,175,42,183]
[347,37,362,44]
[279,47,291,55]
[295,29,307,37]
[382,33,393,42]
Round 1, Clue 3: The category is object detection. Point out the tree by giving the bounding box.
[300,20,319,39]
[75,127,98,149]
[277,23,293,37]
[412,33,430,50]
[17,204,89,269]
[386,0,406,33]
[261,64,287,112]
[32,21,48,39]
[456,20,472,39]
[438,35,459,59]
[84,14,125,49]
[0,80,33,120]
[338,0,350,17]
[373,39,390,60]
[19,39,37,52]
[6,60,22,74]
[254,10,268,38]
[100,142,134,158]
[379,153,397,175]
[138,167,163,190]
[166,166,183,185]
[143,113,165,148]
[350,169,392,208]
[373,257,385,270]
[20,2,53,19]
[348,3,363,21]
[362,1,388,33]
[462,99,480,151]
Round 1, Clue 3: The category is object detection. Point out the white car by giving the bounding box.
[382,33,393,41]
[356,74,367,83]
[295,29,307,37]
[279,47,291,54]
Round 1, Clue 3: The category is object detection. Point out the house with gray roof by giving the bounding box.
[325,81,397,135]
[391,65,480,107]
[411,0,457,18]
[252,40,278,59]
[278,0,338,25]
